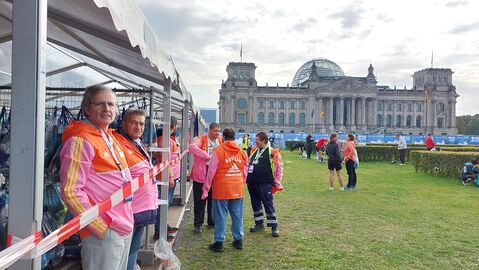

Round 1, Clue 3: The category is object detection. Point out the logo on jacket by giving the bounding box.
[226,163,242,177]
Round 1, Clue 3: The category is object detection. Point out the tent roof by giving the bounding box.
[0,0,199,112]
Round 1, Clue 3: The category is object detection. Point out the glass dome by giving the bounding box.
[291,58,345,87]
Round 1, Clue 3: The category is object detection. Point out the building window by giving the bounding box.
[416,115,422,128]
[268,112,274,126]
[437,117,444,128]
[300,100,306,110]
[236,98,247,109]
[269,100,275,109]
[299,113,306,126]
[397,103,402,111]
[378,101,384,111]
[258,112,264,126]
[237,113,246,125]
[436,103,445,112]
[259,99,264,109]
[418,103,423,112]
[290,100,295,109]
[408,103,412,112]
[406,115,412,128]
[396,115,402,127]
[279,113,285,126]
[386,115,392,127]
[280,100,285,109]
[289,113,295,126]
[377,115,382,127]
[386,102,392,111]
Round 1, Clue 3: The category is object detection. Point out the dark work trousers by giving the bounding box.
[346,160,357,188]
[398,149,406,164]
[193,181,213,227]
[306,145,313,159]
[247,184,278,228]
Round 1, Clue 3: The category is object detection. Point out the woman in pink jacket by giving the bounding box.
[343,134,358,190]
[188,122,222,234]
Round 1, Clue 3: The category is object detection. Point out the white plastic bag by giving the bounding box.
[154,239,181,270]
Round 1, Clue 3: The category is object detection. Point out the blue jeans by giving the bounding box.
[168,179,178,206]
[212,198,244,243]
[127,226,145,270]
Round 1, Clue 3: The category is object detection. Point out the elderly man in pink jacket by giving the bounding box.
[188,122,222,234]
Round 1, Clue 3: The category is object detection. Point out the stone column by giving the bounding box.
[338,97,344,129]
[351,97,356,130]
[318,97,324,128]
[329,97,334,130]
[392,101,397,128]
[248,95,254,124]
[450,100,456,128]
[362,98,367,128]
[412,101,417,129]
[382,100,386,127]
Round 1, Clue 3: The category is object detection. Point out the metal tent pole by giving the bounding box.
[9,0,47,269]
[179,101,190,205]
[159,79,172,241]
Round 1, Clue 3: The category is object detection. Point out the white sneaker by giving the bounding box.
[340,187,345,191]
[135,264,141,270]
[329,187,334,191]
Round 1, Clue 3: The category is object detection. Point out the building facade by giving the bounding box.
[218,58,458,135]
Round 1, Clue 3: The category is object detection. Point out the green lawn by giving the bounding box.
[175,151,479,270]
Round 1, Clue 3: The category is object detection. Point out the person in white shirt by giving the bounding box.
[396,133,407,165]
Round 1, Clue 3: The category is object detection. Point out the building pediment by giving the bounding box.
[314,77,376,93]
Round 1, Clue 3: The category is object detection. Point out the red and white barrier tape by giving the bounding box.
[0,150,188,270]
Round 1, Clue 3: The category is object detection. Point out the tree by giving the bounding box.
[465,117,479,135]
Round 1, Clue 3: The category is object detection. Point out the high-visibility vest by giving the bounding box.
[250,146,279,174]
[241,137,249,149]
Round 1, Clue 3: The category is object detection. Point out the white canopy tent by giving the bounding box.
[0,0,203,269]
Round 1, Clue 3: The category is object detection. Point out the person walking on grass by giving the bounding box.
[202,128,248,252]
[305,133,314,159]
[325,133,345,191]
[247,132,284,238]
[343,134,358,190]
[396,133,407,165]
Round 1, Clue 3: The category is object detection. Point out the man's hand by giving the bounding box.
[206,156,211,161]
[201,191,208,200]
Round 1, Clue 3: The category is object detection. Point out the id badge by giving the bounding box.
[248,165,254,173]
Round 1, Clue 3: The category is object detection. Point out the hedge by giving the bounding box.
[355,145,479,162]
[410,151,479,178]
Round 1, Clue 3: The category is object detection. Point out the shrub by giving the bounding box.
[410,151,479,178]
[356,145,479,162]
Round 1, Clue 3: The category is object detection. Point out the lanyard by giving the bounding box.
[208,138,218,153]
[86,120,129,183]
[253,147,268,164]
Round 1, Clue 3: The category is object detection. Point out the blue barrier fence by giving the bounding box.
[235,133,479,149]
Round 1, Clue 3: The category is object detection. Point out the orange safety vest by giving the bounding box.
[212,142,246,200]
[201,134,223,153]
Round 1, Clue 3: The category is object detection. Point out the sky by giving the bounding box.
[138,0,479,116]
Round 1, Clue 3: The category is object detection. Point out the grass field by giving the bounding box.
[175,151,479,270]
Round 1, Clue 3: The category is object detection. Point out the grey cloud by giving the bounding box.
[377,14,393,23]
[289,17,318,33]
[449,21,479,34]
[328,2,364,29]
[445,0,468,7]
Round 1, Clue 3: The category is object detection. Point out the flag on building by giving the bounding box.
[240,43,243,62]
[311,108,315,119]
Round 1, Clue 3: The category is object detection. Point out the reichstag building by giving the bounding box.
[218,58,458,135]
